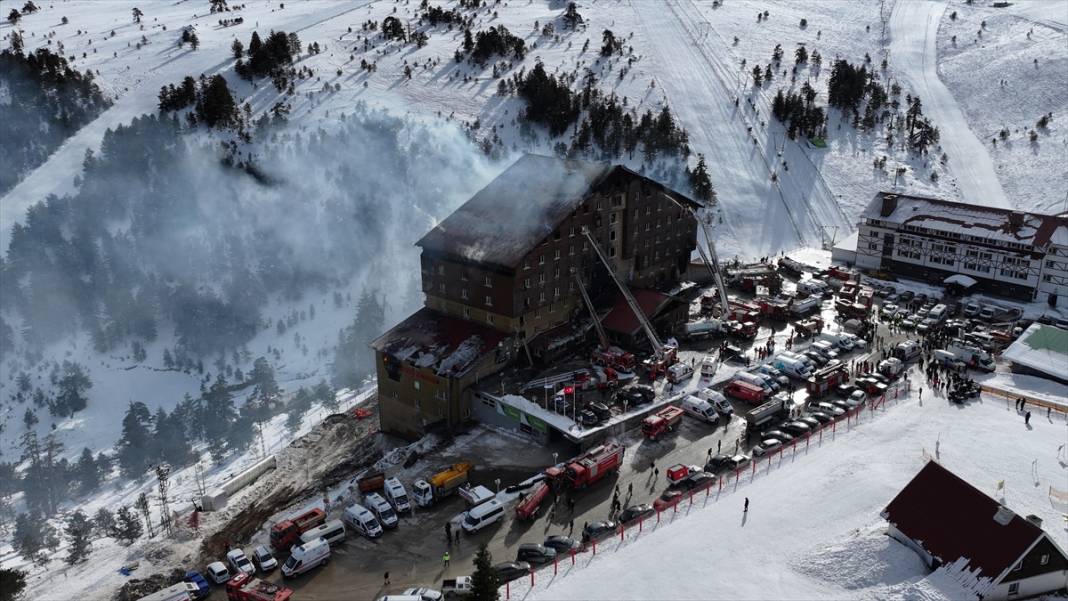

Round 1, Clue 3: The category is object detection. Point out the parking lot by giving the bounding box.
[208,263,1027,600]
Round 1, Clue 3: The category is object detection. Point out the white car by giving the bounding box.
[810,401,845,417]
[401,588,444,601]
[845,390,867,407]
[751,439,783,457]
[206,561,231,584]
[252,545,278,573]
[226,548,255,576]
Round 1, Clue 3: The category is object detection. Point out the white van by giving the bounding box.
[697,388,734,416]
[932,349,965,369]
[733,372,773,394]
[680,395,720,425]
[384,477,412,514]
[978,304,1001,321]
[344,503,383,539]
[300,519,346,547]
[817,332,853,351]
[894,340,922,362]
[699,355,717,378]
[281,537,330,578]
[811,340,840,360]
[772,355,812,379]
[461,498,504,534]
[366,492,399,529]
[797,280,830,297]
[667,362,694,384]
[137,582,201,601]
[928,304,948,323]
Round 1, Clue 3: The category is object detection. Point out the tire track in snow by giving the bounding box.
[630,0,807,254]
[888,0,1011,208]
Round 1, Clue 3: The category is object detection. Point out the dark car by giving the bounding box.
[898,290,915,302]
[780,421,811,437]
[494,562,532,583]
[671,471,716,493]
[587,402,612,421]
[582,520,618,542]
[762,429,794,443]
[797,416,822,429]
[516,543,557,565]
[543,535,581,555]
[615,386,654,407]
[803,350,829,367]
[808,410,833,424]
[835,383,857,398]
[578,409,601,427]
[704,454,733,473]
[618,503,655,524]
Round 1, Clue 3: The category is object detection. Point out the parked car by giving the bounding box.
[845,390,867,407]
[615,386,655,407]
[672,472,716,493]
[724,454,750,470]
[797,416,821,429]
[653,490,684,512]
[183,571,210,600]
[401,587,443,601]
[493,562,532,583]
[582,520,619,542]
[808,411,833,424]
[618,503,655,523]
[752,439,783,457]
[251,545,278,573]
[780,421,812,437]
[836,383,858,398]
[579,409,600,427]
[803,350,829,367]
[226,549,255,577]
[587,402,612,421]
[762,429,794,443]
[515,543,556,565]
[830,400,852,412]
[543,535,581,555]
[898,290,915,302]
[205,561,231,585]
[704,454,733,473]
[810,401,845,417]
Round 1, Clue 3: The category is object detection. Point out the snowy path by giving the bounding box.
[629,0,807,257]
[889,0,1011,208]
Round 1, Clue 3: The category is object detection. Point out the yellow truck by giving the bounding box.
[411,463,472,507]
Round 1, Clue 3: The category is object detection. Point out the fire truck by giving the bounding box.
[805,364,849,398]
[515,480,552,520]
[550,441,625,489]
[269,508,326,551]
[641,405,684,440]
[226,574,293,601]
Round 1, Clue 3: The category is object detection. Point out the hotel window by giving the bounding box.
[461,289,468,300]
[460,270,468,281]
[569,226,576,237]
[484,275,492,287]
[539,254,545,265]
[523,260,530,270]
[539,292,546,302]
[930,243,956,266]
[554,249,561,260]
[1009,583,1019,596]
[610,230,617,241]
[610,213,618,224]
[436,265,444,275]
[524,278,531,289]
[569,245,575,256]
[539,273,546,284]
[463,307,471,318]
[554,267,560,279]
[1000,257,1029,280]
[439,282,446,293]
[964,249,992,273]
[554,287,560,297]
[413,381,421,391]
[1040,554,1050,566]
[484,296,493,307]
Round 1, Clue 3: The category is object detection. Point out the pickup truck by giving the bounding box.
[442,575,473,598]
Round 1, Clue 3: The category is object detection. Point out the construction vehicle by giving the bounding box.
[682,319,730,340]
[412,463,473,507]
[547,441,625,489]
[805,364,849,398]
[225,574,293,601]
[642,405,684,440]
[515,480,552,520]
[757,297,792,321]
[269,508,326,551]
[574,273,637,373]
[778,257,811,277]
[582,228,677,379]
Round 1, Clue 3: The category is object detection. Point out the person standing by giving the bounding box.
[444,521,452,544]
[384,572,390,586]
[1025,411,1031,426]
[443,551,450,568]
[743,497,749,512]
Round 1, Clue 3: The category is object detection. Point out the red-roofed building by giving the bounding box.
[601,288,688,348]
[882,461,1068,600]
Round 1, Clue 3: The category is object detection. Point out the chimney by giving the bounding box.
[1008,212,1025,230]
[880,194,899,218]
[1025,514,1043,528]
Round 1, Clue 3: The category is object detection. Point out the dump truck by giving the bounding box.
[560,441,624,488]
[642,406,684,440]
[357,471,386,493]
[412,463,473,507]
[226,574,293,601]
[269,508,326,551]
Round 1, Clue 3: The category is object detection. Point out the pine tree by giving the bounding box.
[114,505,143,544]
[470,543,500,601]
[136,492,154,538]
[231,39,244,59]
[118,401,152,478]
[94,507,116,538]
[0,568,27,601]
[12,511,58,564]
[189,32,199,50]
[689,154,715,202]
[196,74,236,127]
[64,510,93,565]
[74,447,100,495]
[751,65,763,87]
[54,361,92,418]
[203,376,236,460]
[132,7,143,23]
[22,408,37,430]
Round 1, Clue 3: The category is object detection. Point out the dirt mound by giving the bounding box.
[114,568,185,601]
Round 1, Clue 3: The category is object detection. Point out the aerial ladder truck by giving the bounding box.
[582,228,677,379]
[573,274,636,372]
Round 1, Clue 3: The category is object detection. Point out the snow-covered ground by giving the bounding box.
[520,369,1068,601]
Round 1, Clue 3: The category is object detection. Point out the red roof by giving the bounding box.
[882,461,1043,579]
[601,289,673,336]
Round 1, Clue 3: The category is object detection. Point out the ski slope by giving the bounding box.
[888,0,1011,209]
[523,374,1068,601]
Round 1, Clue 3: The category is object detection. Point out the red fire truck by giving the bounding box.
[226,574,293,601]
[723,380,766,404]
[805,365,849,398]
[269,508,326,551]
[560,441,624,489]
[515,480,552,520]
[641,405,684,440]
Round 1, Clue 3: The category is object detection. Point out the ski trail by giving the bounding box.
[888,0,1011,208]
[630,0,806,257]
